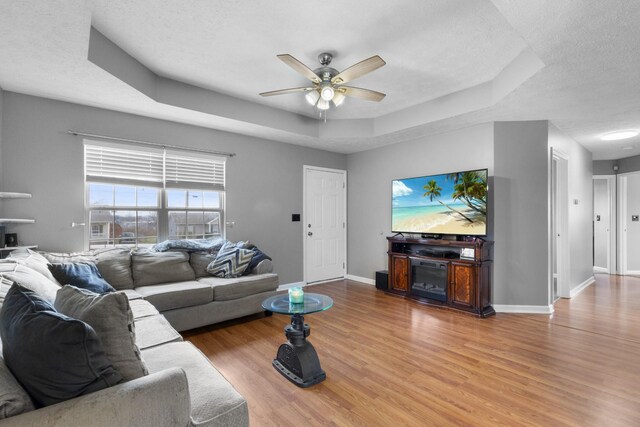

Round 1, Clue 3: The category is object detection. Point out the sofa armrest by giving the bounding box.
[0,368,191,427]
[249,259,273,275]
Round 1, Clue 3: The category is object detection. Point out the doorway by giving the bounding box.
[303,166,347,284]
[618,172,640,275]
[592,175,615,274]
[551,149,569,301]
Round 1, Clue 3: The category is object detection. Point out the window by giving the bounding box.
[85,141,225,249]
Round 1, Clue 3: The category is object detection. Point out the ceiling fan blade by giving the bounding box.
[277,54,321,84]
[259,87,316,97]
[331,55,386,85]
[340,86,386,102]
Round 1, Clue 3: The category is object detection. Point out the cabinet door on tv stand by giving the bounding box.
[450,262,476,310]
[390,255,409,293]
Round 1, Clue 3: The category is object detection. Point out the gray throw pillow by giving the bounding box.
[0,261,60,303]
[54,286,148,381]
[0,284,122,407]
[6,249,60,285]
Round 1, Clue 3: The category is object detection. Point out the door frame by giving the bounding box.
[592,175,616,274]
[550,148,570,301]
[616,172,640,275]
[302,165,347,285]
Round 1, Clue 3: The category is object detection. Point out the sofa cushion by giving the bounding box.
[40,251,96,264]
[198,273,279,301]
[49,262,115,294]
[54,286,148,381]
[94,248,134,290]
[141,341,248,426]
[7,249,60,285]
[129,299,160,320]
[135,281,213,311]
[0,284,122,407]
[189,252,217,278]
[0,358,35,419]
[0,261,60,303]
[206,242,254,278]
[120,289,144,300]
[131,250,195,287]
[134,315,182,350]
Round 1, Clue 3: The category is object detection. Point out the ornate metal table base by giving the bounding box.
[272,313,326,388]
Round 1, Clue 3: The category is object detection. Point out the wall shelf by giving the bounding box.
[0,192,32,199]
[0,219,36,224]
[0,192,35,225]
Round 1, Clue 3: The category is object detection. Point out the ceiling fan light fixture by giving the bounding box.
[332,92,346,107]
[316,98,330,110]
[320,85,334,101]
[305,90,320,106]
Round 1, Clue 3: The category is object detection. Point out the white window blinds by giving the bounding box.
[164,149,226,190]
[85,142,164,186]
[84,141,226,190]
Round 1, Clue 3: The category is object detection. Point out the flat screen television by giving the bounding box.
[392,168,488,236]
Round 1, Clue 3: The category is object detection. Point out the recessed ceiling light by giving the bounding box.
[601,130,639,141]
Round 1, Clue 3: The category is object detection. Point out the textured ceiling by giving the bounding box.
[0,0,639,159]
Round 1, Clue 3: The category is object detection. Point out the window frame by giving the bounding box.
[84,140,226,249]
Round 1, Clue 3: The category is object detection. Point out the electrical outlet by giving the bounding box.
[632,215,639,222]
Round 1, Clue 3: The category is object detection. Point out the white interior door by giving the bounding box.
[551,149,570,301]
[593,177,612,273]
[304,166,346,284]
[620,172,640,275]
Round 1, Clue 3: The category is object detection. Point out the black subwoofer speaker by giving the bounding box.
[375,270,388,290]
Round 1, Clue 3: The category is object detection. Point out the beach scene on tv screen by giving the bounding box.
[392,170,487,235]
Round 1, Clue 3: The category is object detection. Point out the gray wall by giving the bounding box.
[618,155,640,174]
[548,124,594,291]
[1,92,346,285]
[493,121,550,306]
[594,155,640,175]
[625,173,640,271]
[346,123,495,278]
[593,160,616,176]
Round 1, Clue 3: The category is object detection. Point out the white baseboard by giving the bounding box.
[593,266,608,274]
[625,270,640,276]
[569,276,595,298]
[345,274,375,285]
[493,304,554,314]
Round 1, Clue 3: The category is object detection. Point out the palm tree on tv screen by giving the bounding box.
[451,171,487,215]
[423,179,473,223]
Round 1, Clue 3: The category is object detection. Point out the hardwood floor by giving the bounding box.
[183,274,640,426]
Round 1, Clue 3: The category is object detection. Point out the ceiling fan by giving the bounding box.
[259,52,386,111]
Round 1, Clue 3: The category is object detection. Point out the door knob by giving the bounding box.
[308,231,313,236]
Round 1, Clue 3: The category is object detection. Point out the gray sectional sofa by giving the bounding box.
[0,246,280,426]
[42,246,279,332]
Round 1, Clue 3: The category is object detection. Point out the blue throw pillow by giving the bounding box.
[48,262,115,294]
[0,284,122,407]
[243,246,272,275]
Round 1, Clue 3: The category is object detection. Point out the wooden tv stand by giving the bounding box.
[386,236,495,317]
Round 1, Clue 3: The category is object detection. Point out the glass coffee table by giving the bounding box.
[262,293,333,388]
